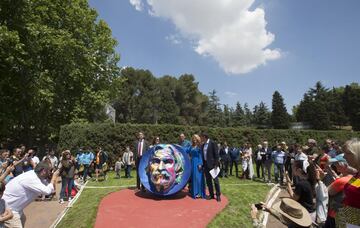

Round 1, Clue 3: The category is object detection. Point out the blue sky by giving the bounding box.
[89,0,360,113]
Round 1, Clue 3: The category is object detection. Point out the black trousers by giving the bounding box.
[135,157,144,190]
[255,160,264,178]
[204,162,221,197]
[229,160,239,177]
[220,159,229,177]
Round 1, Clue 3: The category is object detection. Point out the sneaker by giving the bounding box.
[68,197,72,202]
[59,199,64,204]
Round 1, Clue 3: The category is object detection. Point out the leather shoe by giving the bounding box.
[216,196,221,202]
[206,195,215,200]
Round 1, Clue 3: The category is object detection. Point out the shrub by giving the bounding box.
[58,123,360,158]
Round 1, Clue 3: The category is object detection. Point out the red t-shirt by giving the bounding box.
[343,173,360,209]
[328,175,353,218]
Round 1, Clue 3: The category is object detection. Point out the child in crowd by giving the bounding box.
[115,157,122,179]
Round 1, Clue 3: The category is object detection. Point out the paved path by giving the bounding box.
[23,180,68,228]
[95,189,228,228]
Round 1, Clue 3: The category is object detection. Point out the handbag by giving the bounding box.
[102,163,108,172]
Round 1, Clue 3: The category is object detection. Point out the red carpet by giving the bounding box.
[94,189,228,228]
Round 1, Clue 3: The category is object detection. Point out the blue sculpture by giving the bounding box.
[139,144,191,196]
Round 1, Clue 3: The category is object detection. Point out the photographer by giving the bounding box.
[3,162,59,227]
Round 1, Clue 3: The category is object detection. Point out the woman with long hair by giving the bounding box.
[185,134,205,199]
[58,150,75,204]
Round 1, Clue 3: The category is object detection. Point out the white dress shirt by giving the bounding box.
[3,170,54,213]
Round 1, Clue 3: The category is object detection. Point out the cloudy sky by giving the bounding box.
[89,0,360,112]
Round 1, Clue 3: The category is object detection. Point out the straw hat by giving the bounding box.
[272,198,312,227]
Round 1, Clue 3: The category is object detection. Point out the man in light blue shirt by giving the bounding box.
[271,145,286,185]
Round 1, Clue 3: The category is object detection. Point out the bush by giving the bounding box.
[58,123,360,158]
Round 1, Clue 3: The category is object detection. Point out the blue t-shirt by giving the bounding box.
[272,150,286,164]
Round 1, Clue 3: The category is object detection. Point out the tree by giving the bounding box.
[343,83,360,131]
[206,90,224,127]
[232,102,245,127]
[253,102,271,127]
[271,91,290,129]
[311,100,331,130]
[296,82,332,130]
[0,0,120,144]
[243,103,253,126]
[328,88,348,128]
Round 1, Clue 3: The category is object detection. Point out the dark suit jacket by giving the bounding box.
[134,139,149,160]
[219,147,231,162]
[201,139,219,169]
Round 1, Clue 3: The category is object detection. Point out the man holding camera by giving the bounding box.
[3,162,59,228]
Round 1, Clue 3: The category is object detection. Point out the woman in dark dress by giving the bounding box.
[185,134,206,199]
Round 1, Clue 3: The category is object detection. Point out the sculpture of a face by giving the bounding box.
[149,148,176,192]
[147,144,185,193]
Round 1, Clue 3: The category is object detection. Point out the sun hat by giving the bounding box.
[329,154,347,164]
[272,198,312,227]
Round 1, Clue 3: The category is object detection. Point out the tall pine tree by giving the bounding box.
[271,91,290,129]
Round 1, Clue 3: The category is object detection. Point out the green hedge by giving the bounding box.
[58,123,360,157]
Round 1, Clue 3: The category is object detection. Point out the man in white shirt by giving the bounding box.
[2,162,59,228]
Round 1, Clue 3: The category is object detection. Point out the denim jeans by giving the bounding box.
[60,177,74,199]
[274,163,284,184]
[83,164,90,181]
[125,165,132,178]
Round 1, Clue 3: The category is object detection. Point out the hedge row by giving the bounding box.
[58,123,360,158]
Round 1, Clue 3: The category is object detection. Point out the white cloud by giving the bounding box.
[165,34,182,45]
[225,91,238,98]
[129,0,281,74]
[129,0,143,11]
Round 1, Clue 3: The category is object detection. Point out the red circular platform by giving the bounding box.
[95,189,228,228]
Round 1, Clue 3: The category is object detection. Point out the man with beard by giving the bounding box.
[147,145,184,193]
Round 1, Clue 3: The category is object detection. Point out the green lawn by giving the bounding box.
[57,171,271,228]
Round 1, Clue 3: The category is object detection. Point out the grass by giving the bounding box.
[57,171,272,228]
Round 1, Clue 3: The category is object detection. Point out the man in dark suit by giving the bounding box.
[229,147,240,177]
[219,142,230,178]
[200,132,221,202]
[134,131,148,191]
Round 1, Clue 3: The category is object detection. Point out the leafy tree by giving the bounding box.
[223,104,232,127]
[296,82,332,130]
[311,100,331,130]
[206,90,224,127]
[232,102,245,127]
[175,74,208,125]
[343,83,360,131]
[243,103,253,126]
[253,102,271,127]
[0,0,120,144]
[328,88,348,127]
[271,91,290,129]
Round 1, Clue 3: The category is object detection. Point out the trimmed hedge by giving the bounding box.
[58,123,360,157]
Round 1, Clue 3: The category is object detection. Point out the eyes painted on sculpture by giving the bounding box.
[149,149,176,192]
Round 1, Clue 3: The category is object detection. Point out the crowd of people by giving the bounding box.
[248,138,360,228]
[0,144,110,227]
[130,132,360,227]
[0,134,359,227]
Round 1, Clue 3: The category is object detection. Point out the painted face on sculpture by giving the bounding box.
[149,148,176,192]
